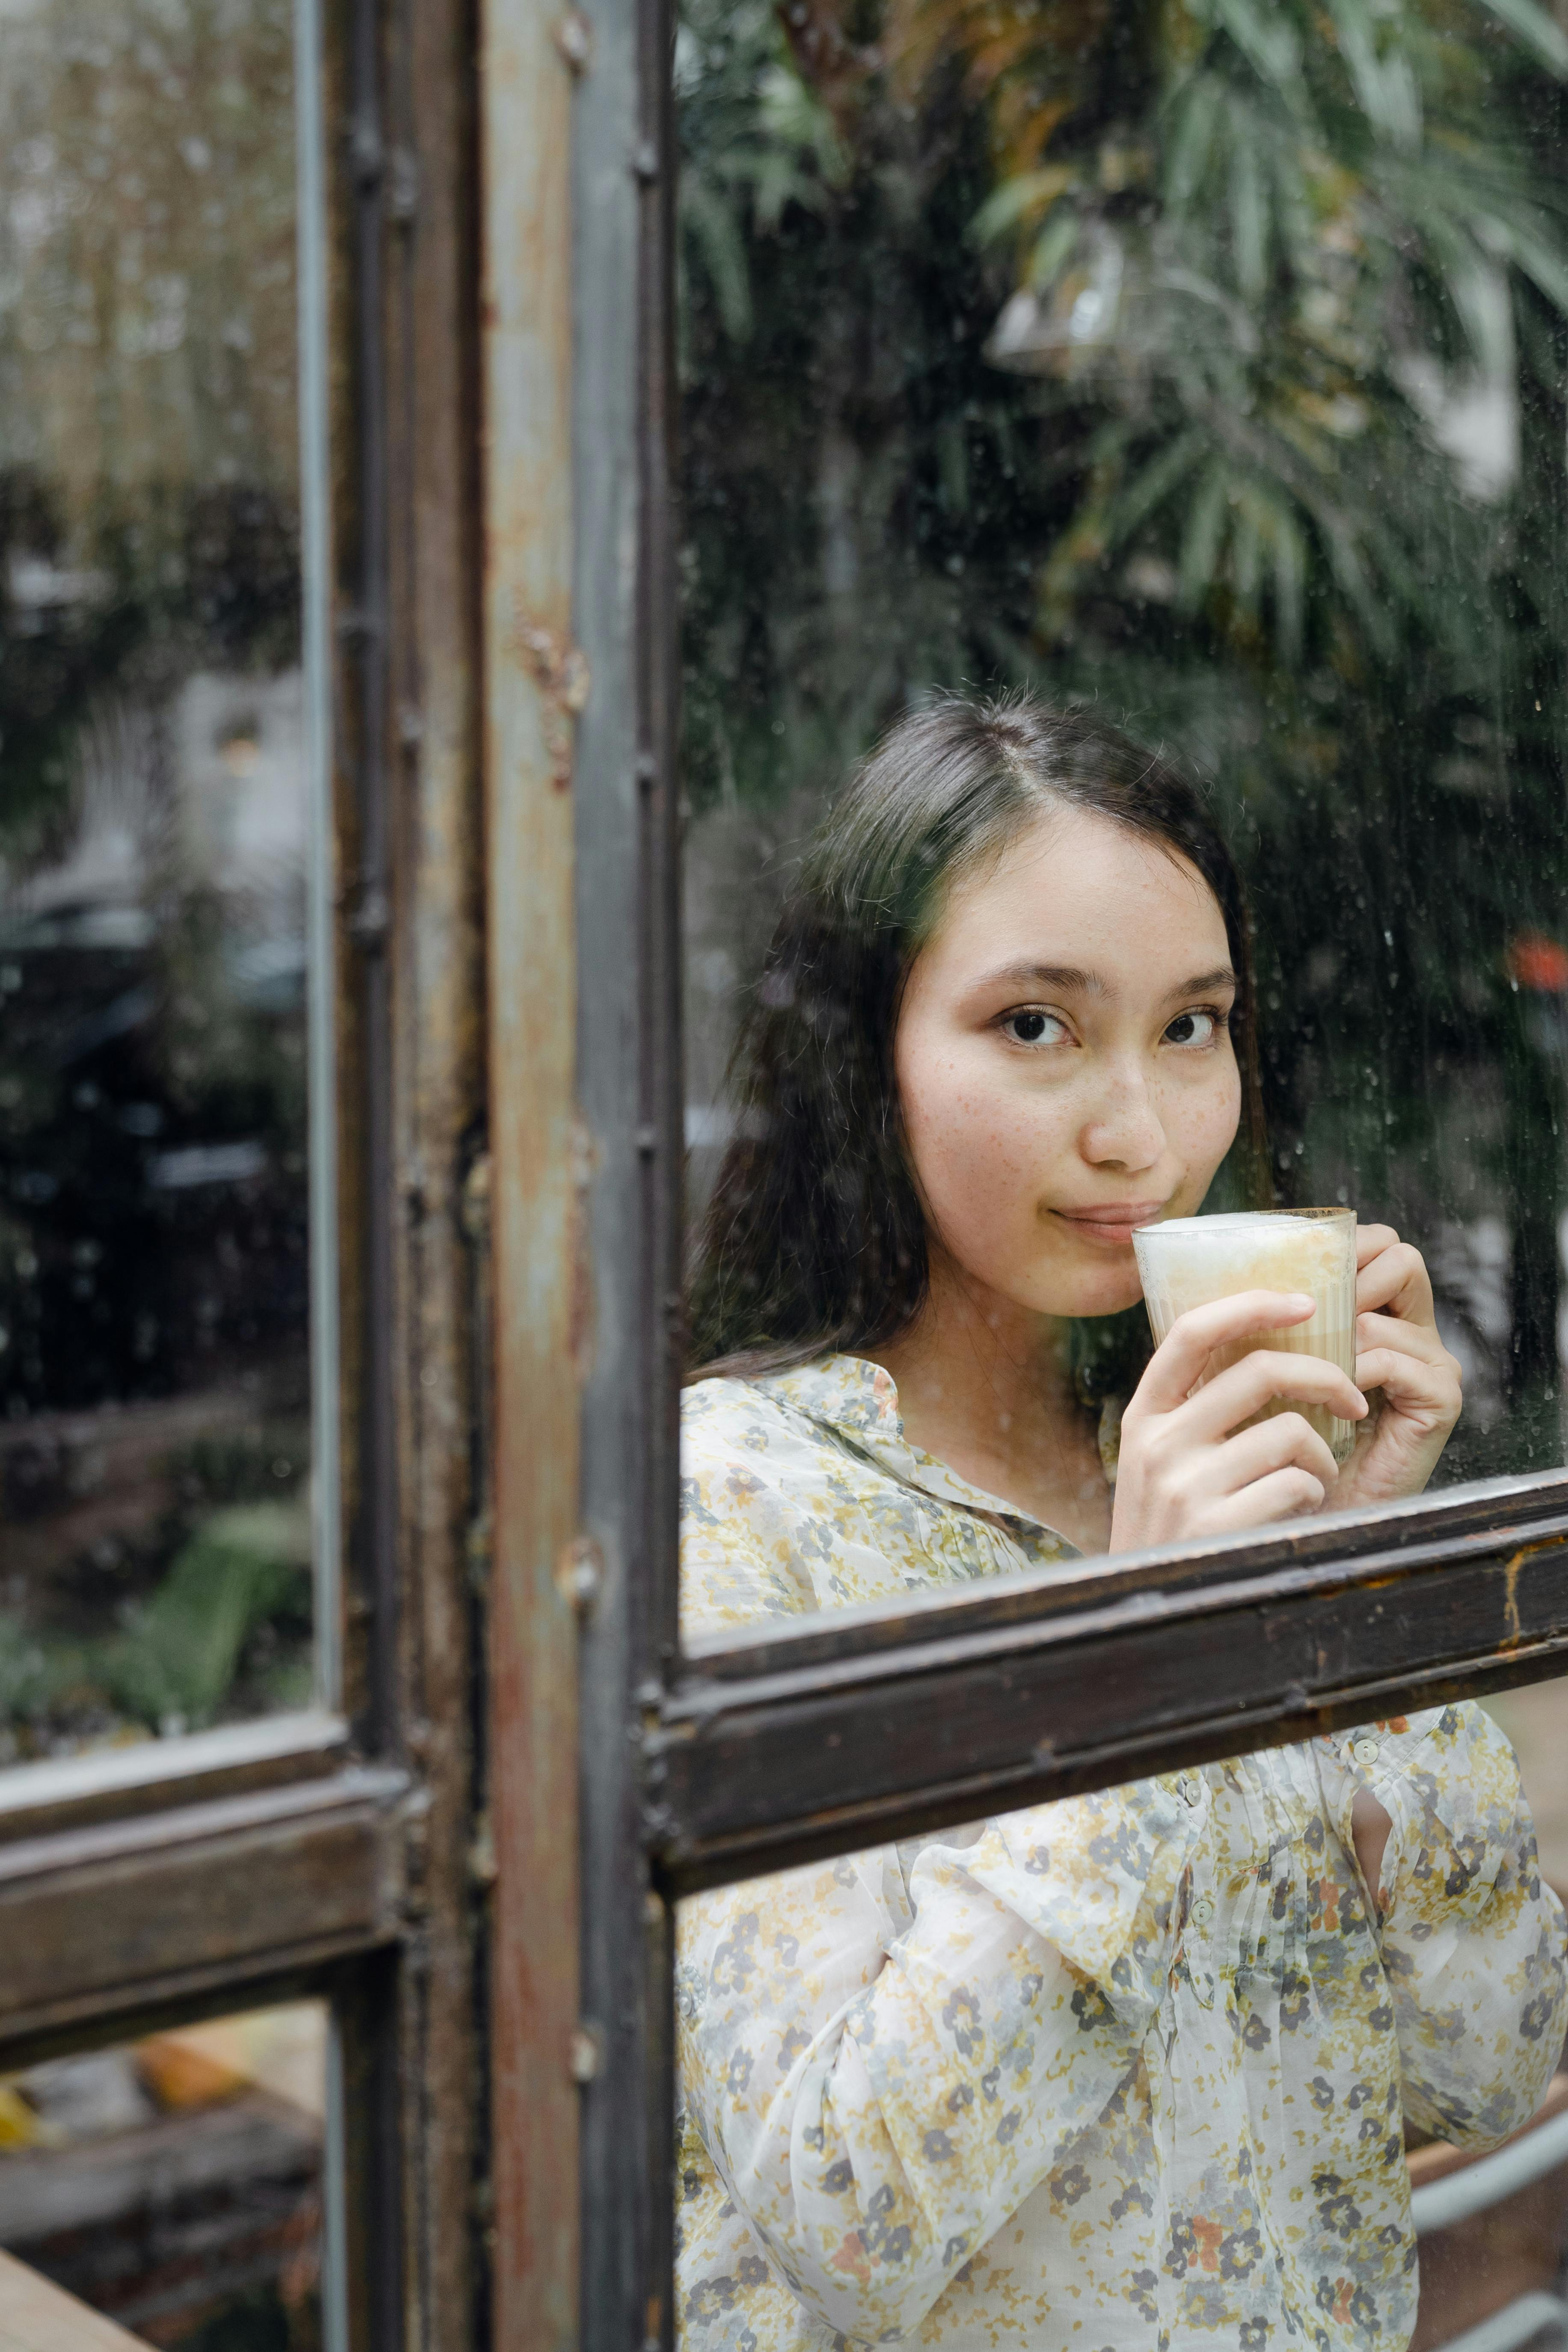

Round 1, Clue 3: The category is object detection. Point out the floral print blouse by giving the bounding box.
[676,1355,1567,2352]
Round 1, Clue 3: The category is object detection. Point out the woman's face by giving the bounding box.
[894,805,1242,1320]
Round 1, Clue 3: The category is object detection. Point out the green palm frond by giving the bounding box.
[676,0,851,346]
[955,0,1568,660]
[1474,0,1568,77]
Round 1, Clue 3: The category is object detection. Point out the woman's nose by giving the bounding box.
[1080,1066,1167,1171]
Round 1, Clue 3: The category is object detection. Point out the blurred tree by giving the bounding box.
[0,0,300,862]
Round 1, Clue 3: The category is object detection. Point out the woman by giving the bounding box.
[676,695,1564,2352]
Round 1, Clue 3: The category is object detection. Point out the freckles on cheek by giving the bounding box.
[1168,1074,1242,1193]
[911,1082,1039,1227]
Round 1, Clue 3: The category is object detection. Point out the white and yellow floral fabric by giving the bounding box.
[676,1355,1567,2352]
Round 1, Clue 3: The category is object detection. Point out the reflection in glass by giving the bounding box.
[1404,1685,1568,2350]
[0,1,314,1755]
[679,0,1568,1481]
[0,2001,326,2345]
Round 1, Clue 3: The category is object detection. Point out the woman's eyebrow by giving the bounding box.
[966,962,1238,1001]
[970,961,1106,996]
[1164,966,1238,1001]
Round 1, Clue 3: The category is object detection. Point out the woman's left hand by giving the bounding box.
[1331,1225,1463,1510]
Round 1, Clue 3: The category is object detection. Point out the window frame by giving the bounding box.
[12,0,1562,2343]
[478,0,1568,2345]
[655,1467,1568,1891]
[0,0,488,2344]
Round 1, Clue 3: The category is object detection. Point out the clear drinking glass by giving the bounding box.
[1132,1210,1361,1467]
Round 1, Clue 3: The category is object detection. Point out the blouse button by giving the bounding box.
[1190,1894,1215,1930]
[1179,1774,1203,1807]
[1351,1735,1380,1768]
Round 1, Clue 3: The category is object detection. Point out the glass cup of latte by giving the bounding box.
[1131,1208,1361,1467]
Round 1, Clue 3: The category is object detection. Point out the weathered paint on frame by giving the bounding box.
[480,0,583,2343]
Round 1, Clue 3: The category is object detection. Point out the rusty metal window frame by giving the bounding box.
[473,0,1568,2342]
[654,1470,1568,1892]
[299,0,344,1721]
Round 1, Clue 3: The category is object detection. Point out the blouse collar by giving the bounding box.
[756,1351,1117,1544]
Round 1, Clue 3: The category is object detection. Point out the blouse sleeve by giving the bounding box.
[1316,1701,1568,2148]
[680,1383,828,1634]
[676,1777,1200,2341]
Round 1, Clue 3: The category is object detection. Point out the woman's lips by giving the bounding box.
[1051,1203,1168,1247]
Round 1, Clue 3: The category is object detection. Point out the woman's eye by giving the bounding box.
[1001,1008,1067,1046]
[1164,1009,1222,1047]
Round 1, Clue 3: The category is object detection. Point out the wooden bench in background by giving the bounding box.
[1410,2074,1568,2351]
[0,2251,146,2352]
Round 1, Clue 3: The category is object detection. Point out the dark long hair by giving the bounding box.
[688,692,1270,1381]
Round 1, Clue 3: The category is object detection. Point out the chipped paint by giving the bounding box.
[1503,1550,1524,1648]
[516,610,592,786]
[481,0,581,2342]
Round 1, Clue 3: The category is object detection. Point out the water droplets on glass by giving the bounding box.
[0,0,314,1761]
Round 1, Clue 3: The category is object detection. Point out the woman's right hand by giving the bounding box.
[1109,1291,1369,1552]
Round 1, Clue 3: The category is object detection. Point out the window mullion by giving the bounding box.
[0,1763,409,2058]
[649,1475,1568,1893]
[0,1710,348,1845]
[479,0,584,2343]
[572,0,682,2333]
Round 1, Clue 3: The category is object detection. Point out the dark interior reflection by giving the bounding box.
[0,0,312,1757]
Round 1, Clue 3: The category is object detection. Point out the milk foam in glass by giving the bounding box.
[1132,1209,1361,1466]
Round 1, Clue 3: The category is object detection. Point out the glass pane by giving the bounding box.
[677,0,1568,1524]
[0,2000,328,2345]
[675,1697,1568,2352]
[675,7,1568,2346]
[0,0,325,1757]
